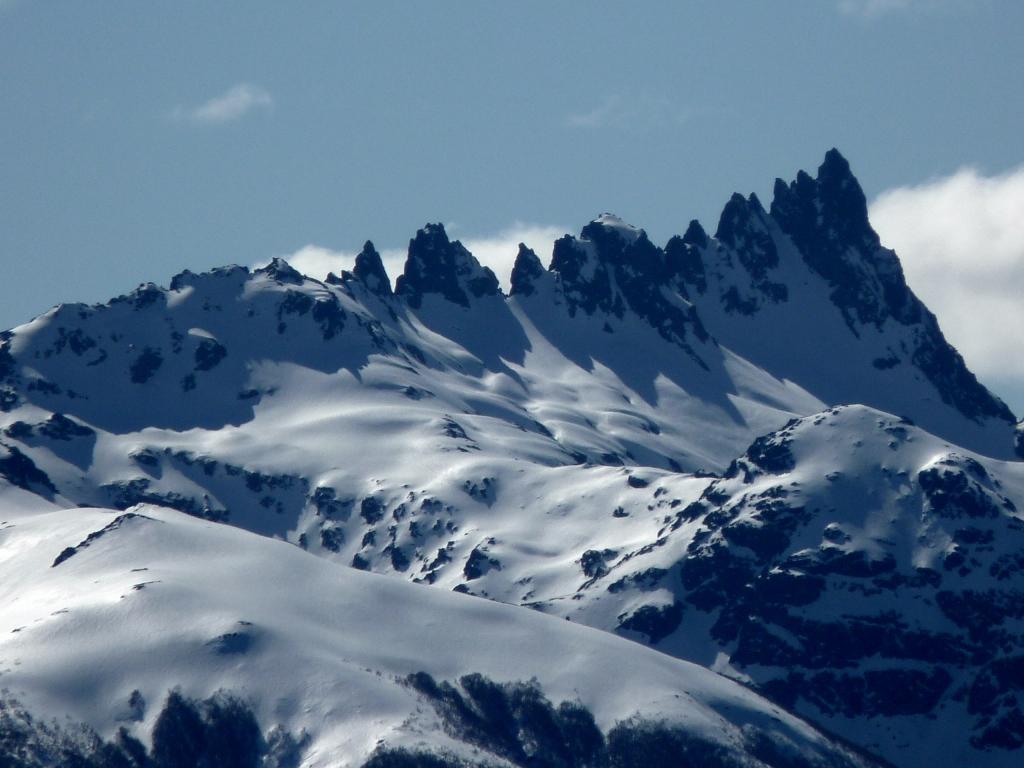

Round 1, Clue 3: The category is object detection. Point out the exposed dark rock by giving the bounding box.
[207,623,257,655]
[102,478,226,522]
[441,417,469,440]
[713,193,787,313]
[0,441,57,496]
[396,671,873,768]
[311,296,347,339]
[352,553,370,571]
[257,257,304,285]
[310,486,352,519]
[462,477,497,505]
[52,513,154,567]
[319,525,344,552]
[464,546,501,580]
[351,241,393,296]
[53,326,98,356]
[607,567,667,594]
[0,339,16,381]
[616,601,684,644]
[38,412,95,440]
[763,667,952,719]
[395,224,500,309]
[361,496,386,524]
[387,544,410,571]
[769,149,1013,424]
[509,243,547,298]
[194,338,227,371]
[742,426,797,474]
[919,458,1012,520]
[129,347,163,383]
[580,549,617,578]
[549,217,710,362]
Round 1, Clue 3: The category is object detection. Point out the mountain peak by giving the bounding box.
[700,148,1016,431]
[681,219,709,249]
[583,213,644,245]
[714,193,769,246]
[549,218,711,360]
[394,223,500,309]
[509,243,546,298]
[256,257,304,285]
[352,240,392,296]
[770,148,875,255]
[820,146,853,178]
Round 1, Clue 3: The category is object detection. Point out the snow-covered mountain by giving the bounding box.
[0,498,878,768]
[0,149,1021,767]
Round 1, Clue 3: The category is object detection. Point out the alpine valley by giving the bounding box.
[1,150,1022,768]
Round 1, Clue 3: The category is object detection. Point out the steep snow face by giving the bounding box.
[672,149,1017,460]
[561,405,1024,766]
[0,501,875,768]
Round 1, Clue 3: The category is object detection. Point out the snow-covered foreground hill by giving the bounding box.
[0,499,876,768]
[0,149,1021,767]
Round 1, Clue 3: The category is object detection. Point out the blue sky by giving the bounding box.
[2,0,1023,410]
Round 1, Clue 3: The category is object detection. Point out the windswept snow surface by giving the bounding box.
[0,501,872,767]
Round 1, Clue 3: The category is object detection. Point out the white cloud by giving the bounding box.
[839,0,916,16]
[280,245,358,280]
[461,223,567,290]
[567,95,625,129]
[870,165,1024,408]
[566,94,691,130]
[838,0,974,18]
[173,83,273,125]
[273,223,568,292]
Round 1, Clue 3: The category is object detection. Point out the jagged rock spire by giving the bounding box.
[695,147,1015,428]
[715,193,768,246]
[713,192,781,293]
[395,223,500,309]
[771,147,878,259]
[768,148,923,331]
[509,243,546,298]
[664,235,705,296]
[549,215,710,357]
[352,241,392,297]
[681,219,708,249]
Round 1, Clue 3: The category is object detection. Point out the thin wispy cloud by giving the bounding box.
[173,83,273,125]
[838,0,971,19]
[566,95,625,128]
[839,0,916,16]
[565,94,691,130]
[270,223,568,293]
[870,164,1024,396]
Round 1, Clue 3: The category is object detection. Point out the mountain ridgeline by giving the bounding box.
[0,149,1015,459]
[1,150,1022,768]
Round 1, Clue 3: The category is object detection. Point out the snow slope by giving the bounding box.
[555,404,1024,766]
[0,500,874,767]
